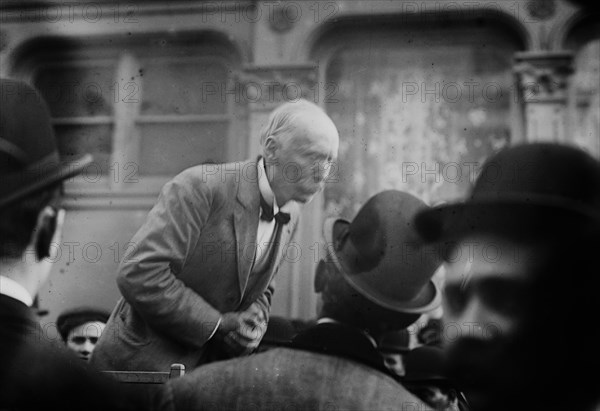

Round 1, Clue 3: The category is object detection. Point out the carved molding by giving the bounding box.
[235,65,319,110]
[514,52,574,102]
[526,0,556,21]
[269,4,296,34]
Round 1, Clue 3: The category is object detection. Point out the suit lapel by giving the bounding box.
[233,160,260,298]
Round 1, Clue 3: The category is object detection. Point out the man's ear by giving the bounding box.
[33,206,60,260]
[263,136,278,161]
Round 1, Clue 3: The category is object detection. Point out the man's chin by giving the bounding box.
[446,337,518,409]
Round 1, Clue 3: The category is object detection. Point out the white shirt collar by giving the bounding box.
[0,275,34,307]
[258,157,280,214]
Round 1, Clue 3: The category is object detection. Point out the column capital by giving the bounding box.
[514,51,574,102]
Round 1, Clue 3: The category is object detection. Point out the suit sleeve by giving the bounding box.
[117,172,221,349]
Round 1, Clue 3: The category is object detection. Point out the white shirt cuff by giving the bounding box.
[208,317,222,340]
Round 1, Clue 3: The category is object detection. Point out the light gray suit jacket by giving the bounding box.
[91,159,300,371]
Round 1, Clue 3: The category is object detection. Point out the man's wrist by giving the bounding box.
[209,316,222,340]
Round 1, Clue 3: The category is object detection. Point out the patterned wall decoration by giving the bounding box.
[324,33,519,220]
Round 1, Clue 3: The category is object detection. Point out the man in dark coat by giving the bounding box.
[159,190,442,410]
[415,143,600,411]
[0,78,162,410]
[92,99,340,372]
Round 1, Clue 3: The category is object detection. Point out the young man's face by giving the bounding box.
[382,352,406,376]
[443,235,533,341]
[442,234,537,407]
[66,321,106,361]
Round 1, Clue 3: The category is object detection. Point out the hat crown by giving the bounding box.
[473,143,600,209]
[1,78,93,207]
[329,190,442,313]
[0,79,59,174]
[414,143,600,243]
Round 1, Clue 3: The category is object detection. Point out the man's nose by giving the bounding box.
[460,299,499,340]
[314,162,332,184]
[81,339,94,354]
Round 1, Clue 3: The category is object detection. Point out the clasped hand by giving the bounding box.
[217,303,267,357]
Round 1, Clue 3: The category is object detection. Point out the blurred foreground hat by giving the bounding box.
[415,143,600,243]
[403,346,447,383]
[57,307,110,341]
[379,329,411,353]
[324,190,442,314]
[0,78,92,208]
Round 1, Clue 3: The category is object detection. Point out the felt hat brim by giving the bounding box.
[1,153,93,208]
[415,194,600,243]
[324,217,440,314]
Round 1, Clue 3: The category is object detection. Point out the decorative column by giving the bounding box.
[514,51,574,143]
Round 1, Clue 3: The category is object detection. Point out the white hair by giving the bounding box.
[259,99,336,148]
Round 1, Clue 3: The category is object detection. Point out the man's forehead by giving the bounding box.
[443,235,537,286]
[291,132,337,156]
[68,321,105,336]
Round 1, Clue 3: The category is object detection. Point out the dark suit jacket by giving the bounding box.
[0,294,160,410]
[92,160,300,372]
[160,323,432,411]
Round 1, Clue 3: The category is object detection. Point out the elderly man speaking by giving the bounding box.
[92,99,339,372]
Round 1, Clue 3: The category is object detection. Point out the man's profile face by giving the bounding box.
[267,119,339,205]
[66,321,106,361]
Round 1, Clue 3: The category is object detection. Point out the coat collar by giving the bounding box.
[290,322,393,377]
[235,158,260,211]
[0,293,41,336]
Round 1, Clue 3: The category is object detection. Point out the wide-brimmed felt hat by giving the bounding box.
[324,190,442,314]
[1,78,92,208]
[415,143,600,243]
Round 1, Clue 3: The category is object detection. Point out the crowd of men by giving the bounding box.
[1,77,599,410]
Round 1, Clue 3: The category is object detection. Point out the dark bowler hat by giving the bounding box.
[415,143,600,242]
[379,329,411,354]
[324,190,442,314]
[402,346,447,383]
[56,306,110,341]
[0,78,92,208]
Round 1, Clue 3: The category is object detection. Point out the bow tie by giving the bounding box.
[260,194,290,225]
